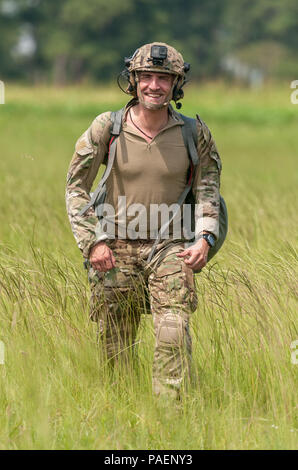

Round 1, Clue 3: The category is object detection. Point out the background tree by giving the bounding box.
[0,0,297,83]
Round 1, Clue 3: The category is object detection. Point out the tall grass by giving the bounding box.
[0,83,297,449]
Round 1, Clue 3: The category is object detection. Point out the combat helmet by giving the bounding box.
[118,42,190,109]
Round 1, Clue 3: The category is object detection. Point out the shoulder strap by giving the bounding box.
[78,108,125,217]
[179,114,199,166]
[111,108,124,136]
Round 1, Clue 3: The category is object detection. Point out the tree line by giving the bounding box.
[0,0,297,84]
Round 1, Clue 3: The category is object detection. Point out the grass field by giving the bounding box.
[0,82,297,450]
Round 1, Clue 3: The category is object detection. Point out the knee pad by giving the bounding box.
[157,313,184,346]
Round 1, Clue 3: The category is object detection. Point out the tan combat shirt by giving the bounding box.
[103,112,189,239]
[66,104,222,258]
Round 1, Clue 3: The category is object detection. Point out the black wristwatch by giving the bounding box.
[201,233,216,248]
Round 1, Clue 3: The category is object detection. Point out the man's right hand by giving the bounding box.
[89,241,116,272]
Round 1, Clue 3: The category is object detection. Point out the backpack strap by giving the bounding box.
[78,108,125,217]
[146,115,199,263]
[111,107,124,137]
[180,114,199,166]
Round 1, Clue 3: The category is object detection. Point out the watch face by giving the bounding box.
[208,235,215,247]
[204,234,215,247]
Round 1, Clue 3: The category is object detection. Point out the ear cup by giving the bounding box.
[127,81,134,93]
[172,79,184,102]
[173,87,184,101]
[183,62,190,73]
[172,76,186,108]
[128,72,137,96]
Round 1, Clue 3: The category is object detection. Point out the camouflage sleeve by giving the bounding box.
[192,115,222,240]
[65,112,112,258]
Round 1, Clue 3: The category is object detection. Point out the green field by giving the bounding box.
[0,82,297,450]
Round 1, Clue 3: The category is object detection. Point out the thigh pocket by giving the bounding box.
[149,259,186,308]
[103,267,136,288]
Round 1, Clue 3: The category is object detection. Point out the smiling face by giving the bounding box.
[136,71,175,110]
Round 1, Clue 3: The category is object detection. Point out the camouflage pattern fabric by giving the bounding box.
[88,239,198,399]
[65,105,222,259]
[66,111,112,258]
[192,114,222,240]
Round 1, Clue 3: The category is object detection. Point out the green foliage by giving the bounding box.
[0,0,297,83]
[224,0,298,52]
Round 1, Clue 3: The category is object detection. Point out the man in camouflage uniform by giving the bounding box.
[66,43,222,399]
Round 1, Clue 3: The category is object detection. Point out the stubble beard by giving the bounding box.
[137,86,172,111]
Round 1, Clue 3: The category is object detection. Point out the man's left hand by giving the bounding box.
[177,238,210,271]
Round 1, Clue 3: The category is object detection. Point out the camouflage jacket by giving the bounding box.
[65,105,222,259]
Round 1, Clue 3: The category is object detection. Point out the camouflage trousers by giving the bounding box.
[88,239,198,398]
